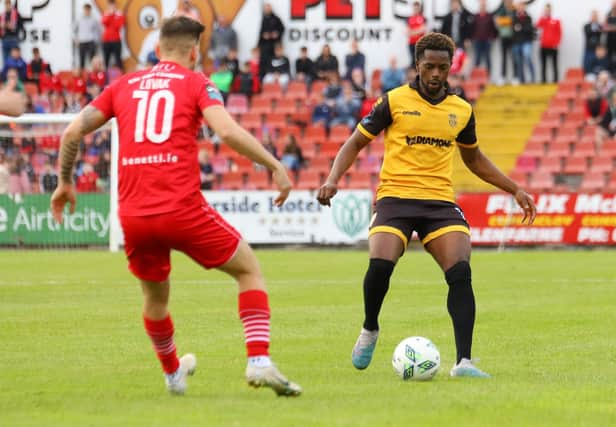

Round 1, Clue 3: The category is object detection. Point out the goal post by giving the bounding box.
[0,113,120,251]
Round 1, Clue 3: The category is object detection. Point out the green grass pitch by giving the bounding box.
[1,249,615,426]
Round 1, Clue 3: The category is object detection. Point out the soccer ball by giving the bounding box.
[392,336,440,381]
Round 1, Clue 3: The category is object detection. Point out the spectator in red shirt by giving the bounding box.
[76,163,99,193]
[407,1,426,68]
[536,3,562,83]
[87,56,107,89]
[101,0,125,71]
[26,47,52,84]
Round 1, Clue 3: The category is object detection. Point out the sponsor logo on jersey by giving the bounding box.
[206,85,224,103]
[402,110,421,116]
[406,135,452,148]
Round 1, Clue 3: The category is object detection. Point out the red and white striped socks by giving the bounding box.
[239,289,271,360]
[143,314,180,374]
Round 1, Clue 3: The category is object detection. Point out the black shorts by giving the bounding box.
[369,197,470,246]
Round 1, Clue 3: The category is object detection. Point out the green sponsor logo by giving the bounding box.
[332,193,371,238]
[0,194,109,245]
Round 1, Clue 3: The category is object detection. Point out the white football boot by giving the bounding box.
[165,353,197,395]
[246,363,302,397]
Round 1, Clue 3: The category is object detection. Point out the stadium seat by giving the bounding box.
[232,156,254,173]
[557,80,579,93]
[581,125,597,139]
[264,112,287,134]
[547,98,570,115]
[226,94,249,115]
[278,125,301,141]
[239,112,263,131]
[275,98,298,116]
[579,171,606,192]
[509,169,528,186]
[245,171,270,189]
[470,67,489,87]
[546,141,571,158]
[528,170,555,192]
[562,157,587,175]
[566,111,585,124]
[260,82,283,102]
[220,171,245,190]
[329,125,352,143]
[286,81,308,101]
[295,169,323,190]
[589,157,613,174]
[564,68,584,81]
[599,141,616,159]
[211,155,229,174]
[523,140,546,157]
[319,141,342,159]
[343,171,374,189]
[606,171,616,192]
[532,123,556,139]
[556,122,581,139]
[304,125,327,146]
[571,141,596,159]
[290,110,311,126]
[309,156,332,172]
[537,157,562,173]
[310,80,328,96]
[370,69,382,92]
[513,155,537,173]
[24,82,39,98]
[250,96,273,115]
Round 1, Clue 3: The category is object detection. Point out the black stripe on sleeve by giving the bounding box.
[456,111,477,146]
[358,93,393,138]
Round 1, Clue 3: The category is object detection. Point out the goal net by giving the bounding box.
[0,114,121,250]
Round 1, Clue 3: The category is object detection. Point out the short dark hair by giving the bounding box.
[84,4,92,9]
[415,32,455,63]
[159,16,205,53]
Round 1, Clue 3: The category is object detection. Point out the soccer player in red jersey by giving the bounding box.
[50,16,301,397]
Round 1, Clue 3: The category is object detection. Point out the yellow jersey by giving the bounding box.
[357,78,477,203]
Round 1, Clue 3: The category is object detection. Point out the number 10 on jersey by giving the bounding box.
[132,89,175,144]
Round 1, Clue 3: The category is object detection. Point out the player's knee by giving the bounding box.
[445,261,471,288]
[366,258,396,281]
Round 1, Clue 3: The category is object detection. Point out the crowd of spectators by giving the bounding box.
[1,0,616,194]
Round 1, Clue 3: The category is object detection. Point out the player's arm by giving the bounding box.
[50,106,108,223]
[317,93,392,206]
[459,146,536,224]
[202,105,291,206]
[316,130,371,206]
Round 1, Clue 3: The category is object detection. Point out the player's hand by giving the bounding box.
[316,181,338,207]
[272,166,292,207]
[514,189,536,225]
[50,183,77,224]
[0,80,26,117]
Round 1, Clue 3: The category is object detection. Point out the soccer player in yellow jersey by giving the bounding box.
[317,33,537,377]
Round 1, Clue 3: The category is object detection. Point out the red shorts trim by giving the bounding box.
[120,204,242,282]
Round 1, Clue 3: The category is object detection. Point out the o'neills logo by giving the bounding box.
[406,135,452,148]
[289,0,393,43]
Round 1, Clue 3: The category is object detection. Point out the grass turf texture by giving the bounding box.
[1,250,614,427]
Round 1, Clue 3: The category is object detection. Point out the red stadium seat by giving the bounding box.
[537,157,562,173]
[523,140,546,157]
[260,82,283,102]
[513,155,537,173]
[245,171,270,189]
[528,170,555,192]
[319,141,342,159]
[304,125,327,146]
[546,141,571,158]
[264,112,287,134]
[239,112,262,131]
[278,125,301,141]
[556,122,581,139]
[579,172,606,192]
[226,94,248,115]
[562,157,587,175]
[275,98,298,116]
[571,141,596,159]
[342,171,374,189]
[220,171,245,190]
[286,81,308,101]
[295,169,323,190]
[599,141,616,159]
[509,169,528,186]
[470,67,489,86]
[310,80,328,96]
[564,68,584,81]
[532,123,556,139]
[250,96,273,115]
[566,111,586,125]
[24,82,39,98]
[329,125,352,143]
[309,156,332,171]
[589,157,613,174]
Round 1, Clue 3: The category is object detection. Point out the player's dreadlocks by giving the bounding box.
[415,32,455,64]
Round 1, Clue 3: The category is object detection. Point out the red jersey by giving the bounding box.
[407,14,426,45]
[76,170,99,192]
[90,61,224,216]
[102,12,125,42]
[536,16,561,49]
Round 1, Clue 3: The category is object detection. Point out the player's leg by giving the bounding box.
[176,205,300,396]
[216,241,302,396]
[121,214,195,395]
[423,231,489,378]
[350,231,404,370]
[352,197,411,370]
